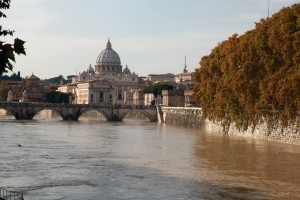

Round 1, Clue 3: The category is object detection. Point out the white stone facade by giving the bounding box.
[144,93,155,106]
[70,39,144,104]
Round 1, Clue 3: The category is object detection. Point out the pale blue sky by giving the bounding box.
[2,0,299,79]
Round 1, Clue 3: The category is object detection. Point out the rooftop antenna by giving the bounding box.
[184,56,187,73]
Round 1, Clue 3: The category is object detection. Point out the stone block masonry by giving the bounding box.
[161,107,300,145]
[161,107,205,129]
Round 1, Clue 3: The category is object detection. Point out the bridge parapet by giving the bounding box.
[0,102,157,122]
[0,188,23,200]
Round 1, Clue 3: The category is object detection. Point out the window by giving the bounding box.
[118,93,122,100]
[100,93,103,99]
[91,94,93,98]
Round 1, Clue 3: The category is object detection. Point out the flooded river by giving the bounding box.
[0,113,300,200]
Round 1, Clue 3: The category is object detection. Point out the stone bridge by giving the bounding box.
[0,102,158,122]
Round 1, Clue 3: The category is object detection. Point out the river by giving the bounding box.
[0,112,300,200]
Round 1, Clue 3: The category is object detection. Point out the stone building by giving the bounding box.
[57,83,77,94]
[162,89,185,107]
[124,89,144,106]
[1,80,23,101]
[147,73,175,83]
[144,93,155,106]
[175,71,194,84]
[3,74,50,102]
[72,39,144,105]
[124,90,134,106]
[57,83,77,103]
[133,89,144,106]
[23,74,49,102]
[175,57,195,84]
[184,89,197,107]
[76,80,115,104]
[165,57,196,107]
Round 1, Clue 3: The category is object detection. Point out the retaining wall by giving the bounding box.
[161,107,300,145]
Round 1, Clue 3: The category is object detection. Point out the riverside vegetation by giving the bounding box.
[194,3,300,131]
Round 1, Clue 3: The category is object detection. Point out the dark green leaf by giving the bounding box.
[14,38,26,55]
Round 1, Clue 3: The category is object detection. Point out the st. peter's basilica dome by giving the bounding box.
[95,39,122,74]
[96,39,121,65]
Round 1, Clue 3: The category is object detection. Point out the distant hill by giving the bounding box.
[194,3,300,130]
[43,75,68,85]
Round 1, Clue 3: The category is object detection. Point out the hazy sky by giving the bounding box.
[2,0,299,79]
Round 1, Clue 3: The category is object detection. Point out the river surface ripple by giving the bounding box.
[0,116,300,200]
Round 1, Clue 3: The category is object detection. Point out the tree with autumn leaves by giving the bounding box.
[0,0,26,75]
[194,3,300,130]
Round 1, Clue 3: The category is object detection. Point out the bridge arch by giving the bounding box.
[0,106,8,113]
[0,104,36,120]
[0,107,13,118]
[78,108,110,121]
[120,109,156,122]
[33,107,64,120]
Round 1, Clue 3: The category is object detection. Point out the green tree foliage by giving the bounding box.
[194,4,300,130]
[43,75,68,85]
[67,75,75,82]
[45,91,70,103]
[0,71,21,80]
[144,83,174,97]
[0,0,26,75]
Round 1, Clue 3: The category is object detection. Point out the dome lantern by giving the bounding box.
[106,38,112,49]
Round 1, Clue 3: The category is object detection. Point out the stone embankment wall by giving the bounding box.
[160,107,205,129]
[160,107,300,145]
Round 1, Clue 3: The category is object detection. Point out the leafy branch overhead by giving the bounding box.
[0,0,26,75]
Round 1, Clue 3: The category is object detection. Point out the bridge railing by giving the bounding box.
[0,102,156,109]
[0,188,24,200]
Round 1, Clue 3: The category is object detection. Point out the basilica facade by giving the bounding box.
[72,39,144,104]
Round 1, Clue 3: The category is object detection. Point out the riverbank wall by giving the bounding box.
[160,107,300,145]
